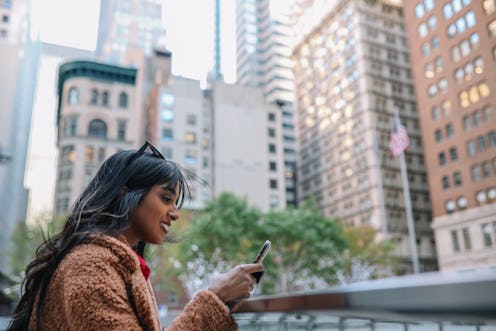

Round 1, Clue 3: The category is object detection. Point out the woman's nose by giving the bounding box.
[169,208,179,221]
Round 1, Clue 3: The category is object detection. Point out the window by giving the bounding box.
[161,109,174,122]
[117,120,126,141]
[471,165,481,181]
[457,196,467,209]
[88,119,107,138]
[98,147,105,162]
[435,129,442,142]
[482,223,493,247]
[446,123,454,138]
[61,145,75,163]
[160,93,175,106]
[268,128,276,138]
[451,230,460,252]
[453,171,462,186]
[269,179,278,189]
[162,128,173,141]
[449,147,458,161]
[268,144,276,153]
[442,176,450,189]
[489,131,496,147]
[186,114,197,125]
[119,92,128,108]
[185,132,196,144]
[269,161,277,171]
[431,106,440,120]
[462,227,472,250]
[415,3,425,18]
[68,87,78,104]
[439,152,446,165]
[102,91,109,106]
[445,199,455,213]
[90,89,98,105]
[477,135,486,151]
[467,140,476,155]
[85,146,94,162]
[443,3,454,19]
[489,19,496,37]
[463,115,471,130]
[268,113,276,121]
[482,161,491,177]
[483,0,495,14]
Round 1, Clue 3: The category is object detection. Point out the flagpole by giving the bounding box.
[373,126,388,238]
[394,110,420,274]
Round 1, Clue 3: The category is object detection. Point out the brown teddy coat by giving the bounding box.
[29,235,237,330]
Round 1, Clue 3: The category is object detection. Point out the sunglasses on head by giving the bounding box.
[125,140,166,166]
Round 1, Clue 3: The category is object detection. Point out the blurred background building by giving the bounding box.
[291,0,436,273]
[0,0,39,269]
[402,0,496,270]
[235,0,298,207]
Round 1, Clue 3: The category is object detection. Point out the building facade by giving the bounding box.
[235,0,298,206]
[0,0,39,270]
[403,0,496,270]
[53,61,140,215]
[96,0,166,64]
[144,50,287,211]
[291,0,436,272]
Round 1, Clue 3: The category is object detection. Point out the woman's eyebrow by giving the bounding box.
[160,186,176,195]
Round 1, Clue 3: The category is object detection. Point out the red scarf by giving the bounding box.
[134,252,151,281]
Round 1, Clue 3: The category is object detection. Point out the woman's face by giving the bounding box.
[125,183,180,246]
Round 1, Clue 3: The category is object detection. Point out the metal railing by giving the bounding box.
[234,268,496,330]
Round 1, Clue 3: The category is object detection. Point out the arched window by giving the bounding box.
[102,91,109,107]
[68,87,79,104]
[119,92,128,108]
[88,119,107,138]
[90,89,99,105]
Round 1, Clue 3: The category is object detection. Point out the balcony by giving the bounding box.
[233,268,496,330]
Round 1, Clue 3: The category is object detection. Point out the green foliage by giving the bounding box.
[9,215,65,276]
[338,225,399,283]
[164,193,348,295]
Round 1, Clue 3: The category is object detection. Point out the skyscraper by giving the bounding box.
[0,0,40,269]
[235,0,297,206]
[96,0,166,65]
[291,0,436,272]
[403,0,496,270]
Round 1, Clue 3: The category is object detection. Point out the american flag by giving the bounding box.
[390,114,409,156]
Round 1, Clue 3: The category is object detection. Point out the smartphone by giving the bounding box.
[252,240,271,283]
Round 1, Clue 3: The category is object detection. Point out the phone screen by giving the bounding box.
[252,240,271,283]
[253,240,271,263]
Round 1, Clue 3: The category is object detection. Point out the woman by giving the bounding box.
[8,141,262,330]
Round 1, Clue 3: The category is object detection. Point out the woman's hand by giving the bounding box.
[208,263,262,304]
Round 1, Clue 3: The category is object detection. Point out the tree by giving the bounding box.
[161,193,348,295]
[336,225,398,285]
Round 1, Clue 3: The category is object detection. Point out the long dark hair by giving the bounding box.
[8,145,190,330]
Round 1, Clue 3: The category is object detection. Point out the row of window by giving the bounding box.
[471,158,496,182]
[445,186,496,214]
[161,128,197,144]
[442,0,472,20]
[451,32,480,62]
[454,57,484,84]
[434,123,454,143]
[421,35,440,57]
[447,10,476,39]
[61,118,127,142]
[431,100,452,121]
[427,77,448,98]
[442,171,462,189]
[68,87,129,108]
[451,220,496,253]
[463,106,492,131]
[467,131,496,156]
[459,81,491,108]
[438,146,457,166]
